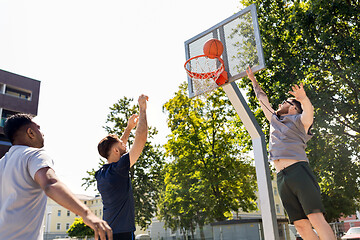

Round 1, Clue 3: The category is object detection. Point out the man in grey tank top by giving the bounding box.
[246,67,335,240]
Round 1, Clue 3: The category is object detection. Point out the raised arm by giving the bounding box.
[34,167,113,240]
[246,66,274,122]
[129,94,148,167]
[288,83,314,133]
[120,114,139,144]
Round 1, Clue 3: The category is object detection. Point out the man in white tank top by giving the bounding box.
[247,67,335,240]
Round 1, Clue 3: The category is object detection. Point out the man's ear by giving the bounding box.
[294,107,300,114]
[26,127,35,139]
[109,146,119,157]
[113,146,119,154]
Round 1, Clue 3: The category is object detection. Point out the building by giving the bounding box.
[43,195,103,240]
[43,194,148,240]
[339,212,360,232]
[0,69,40,157]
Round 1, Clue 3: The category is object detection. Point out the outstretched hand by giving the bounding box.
[82,212,113,240]
[246,66,256,83]
[138,94,149,110]
[127,114,139,129]
[288,83,307,101]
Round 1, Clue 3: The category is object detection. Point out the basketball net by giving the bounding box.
[184,55,228,98]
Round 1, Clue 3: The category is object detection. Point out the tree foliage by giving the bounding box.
[82,97,165,229]
[158,84,258,238]
[239,0,360,221]
[67,218,94,238]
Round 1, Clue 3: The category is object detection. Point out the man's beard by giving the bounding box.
[275,108,289,116]
[120,149,128,157]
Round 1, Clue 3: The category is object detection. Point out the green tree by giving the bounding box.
[239,0,360,221]
[158,84,258,239]
[82,97,165,229]
[67,218,94,238]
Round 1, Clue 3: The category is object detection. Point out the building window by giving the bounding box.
[58,210,61,216]
[276,204,280,213]
[66,223,70,230]
[350,222,355,227]
[274,187,278,196]
[4,86,31,100]
[67,210,70,217]
[56,223,61,230]
[100,209,102,216]
[95,210,97,216]
[1,109,18,127]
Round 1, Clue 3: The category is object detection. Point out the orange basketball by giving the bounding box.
[203,39,224,59]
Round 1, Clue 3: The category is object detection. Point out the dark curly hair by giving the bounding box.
[4,113,33,144]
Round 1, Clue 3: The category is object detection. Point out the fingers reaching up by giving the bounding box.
[138,94,149,110]
[246,66,256,82]
[127,114,139,129]
[288,83,307,101]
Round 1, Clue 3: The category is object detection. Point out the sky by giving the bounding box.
[0,0,242,196]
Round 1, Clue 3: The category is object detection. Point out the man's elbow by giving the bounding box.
[43,179,59,196]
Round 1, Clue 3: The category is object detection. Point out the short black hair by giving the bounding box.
[4,113,33,143]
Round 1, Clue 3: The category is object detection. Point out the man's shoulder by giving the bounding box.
[4,145,38,159]
[120,153,130,161]
[96,154,130,178]
[95,164,108,178]
[11,145,46,154]
[275,113,302,121]
[111,153,130,173]
[287,114,304,126]
[22,147,52,161]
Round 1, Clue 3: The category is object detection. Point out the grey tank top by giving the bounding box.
[269,113,313,162]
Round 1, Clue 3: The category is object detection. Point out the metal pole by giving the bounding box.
[222,82,279,240]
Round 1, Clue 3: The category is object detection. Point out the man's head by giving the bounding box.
[276,98,303,116]
[4,113,44,148]
[98,134,127,162]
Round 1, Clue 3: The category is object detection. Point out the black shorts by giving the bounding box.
[277,161,325,223]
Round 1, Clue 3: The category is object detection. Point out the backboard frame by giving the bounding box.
[184,4,280,240]
[185,4,265,98]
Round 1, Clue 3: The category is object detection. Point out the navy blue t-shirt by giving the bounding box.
[95,153,135,234]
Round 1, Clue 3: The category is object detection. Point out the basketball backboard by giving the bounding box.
[184,5,279,239]
[184,4,265,98]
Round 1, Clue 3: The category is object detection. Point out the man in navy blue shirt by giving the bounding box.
[95,94,148,240]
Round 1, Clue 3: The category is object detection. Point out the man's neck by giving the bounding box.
[12,141,31,147]
[107,154,123,164]
[279,112,299,117]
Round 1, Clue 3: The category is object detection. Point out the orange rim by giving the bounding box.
[184,55,225,80]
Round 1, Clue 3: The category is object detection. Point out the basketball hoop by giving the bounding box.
[184,54,228,97]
